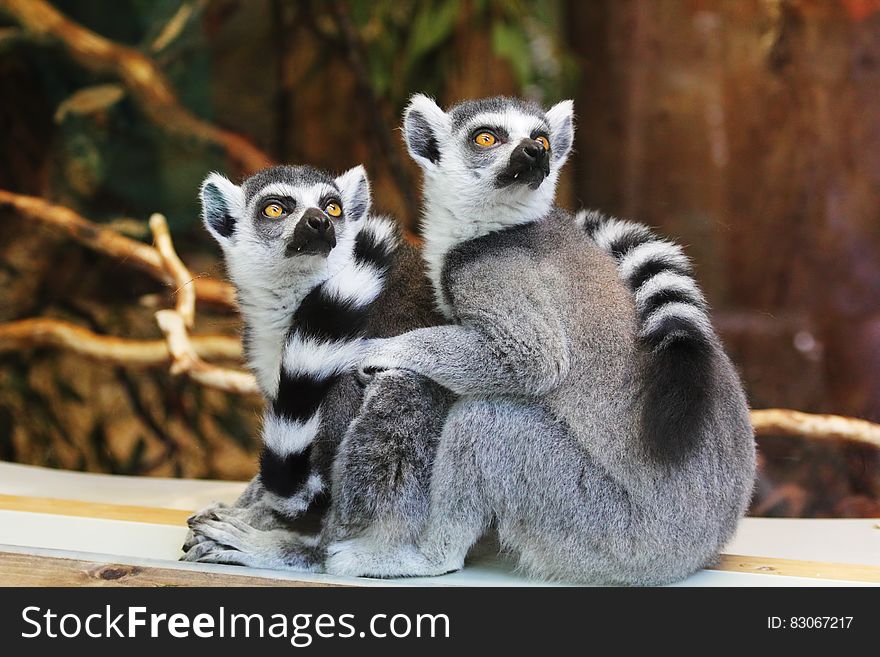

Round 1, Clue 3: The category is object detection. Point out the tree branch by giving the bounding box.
[154,310,258,395]
[0,318,242,366]
[0,0,272,174]
[0,188,236,309]
[752,408,880,450]
[147,215,259,396]
[150,213,196,328]
[150,0,206,54]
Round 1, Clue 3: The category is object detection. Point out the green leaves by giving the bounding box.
[407,0,459,63]
[491,20,532,88]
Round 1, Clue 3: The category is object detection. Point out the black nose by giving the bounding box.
[303,208,331,234]
[285,207,336,257]
[511,138,549,167]
[494,138,551,190]
[521,141,543,160]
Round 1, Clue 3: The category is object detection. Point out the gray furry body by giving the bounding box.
[182,165,451,569]
[330,95,756,584]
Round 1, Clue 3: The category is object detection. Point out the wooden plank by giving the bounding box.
[710,554,880,584]
[2,493,879,584]
[3,549,878,587]
[0,550,342,587]
[0,493,191,527]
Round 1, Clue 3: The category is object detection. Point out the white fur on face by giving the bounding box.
[224,182,345,290]
[210,178,365,397]
[414,105,565,316]
[460,109,548,147]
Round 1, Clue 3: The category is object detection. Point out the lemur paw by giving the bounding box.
[186,508,261,553]
[181,509,266,568]
[180,539,250,567]
[182,501,231,551]
[183,509,322,572]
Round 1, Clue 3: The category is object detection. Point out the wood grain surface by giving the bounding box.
[1,493,878,585]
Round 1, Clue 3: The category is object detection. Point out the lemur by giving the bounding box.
[181,164,451,568]
[323,95,757,585]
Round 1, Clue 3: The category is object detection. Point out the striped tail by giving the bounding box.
[577,209,715,462]
[259,216,400,515]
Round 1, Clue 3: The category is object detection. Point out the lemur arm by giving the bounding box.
[360,306,571,397]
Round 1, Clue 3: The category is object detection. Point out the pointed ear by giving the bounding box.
[402,94,450,171]
[200,172,243,245]
[335,165,371,222]
[546,100,574,166]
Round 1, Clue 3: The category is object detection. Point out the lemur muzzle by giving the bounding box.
[285,207,336,257]
[495,138,551,190]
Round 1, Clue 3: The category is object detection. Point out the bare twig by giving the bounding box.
[155,310,258,395]
[150,213,196,328]
[147,216,259,395]
[752,408,880,450]
[0,189,255,394]
[0,188,236,309]
[0,318,242,366]
[151,0,206,54]
[0,0,272,173]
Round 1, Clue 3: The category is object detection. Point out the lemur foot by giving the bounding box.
[180,539,252,567]
[183,498,296,553]
[183,509,322,572]
[182,501,231,551]
[325,538,462,578]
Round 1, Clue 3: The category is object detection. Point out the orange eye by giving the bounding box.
[262,203,284,219]
[474,131,497,147]
[325,202,342,218]
[535,135,550,151]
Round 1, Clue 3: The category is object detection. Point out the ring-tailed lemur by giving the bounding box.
[181,164,451,569]
[197,164,391,519]
[329,95,756,584]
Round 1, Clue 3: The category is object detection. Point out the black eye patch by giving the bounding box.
[318,194,343,214]
[530,128,550,141]
[468,125,509,144]
[256,196,296,216]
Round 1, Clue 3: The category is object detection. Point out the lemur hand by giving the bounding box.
[355,337,409,386]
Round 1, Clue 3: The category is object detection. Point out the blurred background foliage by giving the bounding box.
[0,0,879,517]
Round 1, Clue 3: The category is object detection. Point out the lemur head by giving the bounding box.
[199,164,371,297]
[402,95,574,228]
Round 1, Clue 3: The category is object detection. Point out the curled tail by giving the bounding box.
[577,209,716,462]
[260,216,400,515]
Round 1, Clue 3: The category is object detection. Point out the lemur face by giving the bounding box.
[402,95,574,226]
[199,165,371,291]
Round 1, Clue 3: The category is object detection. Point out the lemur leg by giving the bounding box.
[183,370,450,573]
[326,397,637,581]
[325,395,494,578]
[327,369,451,544]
